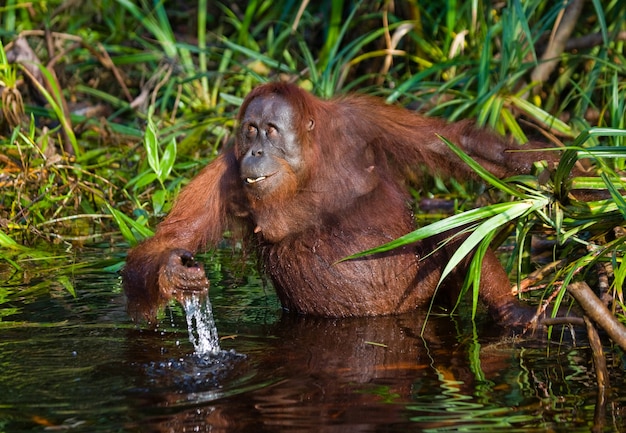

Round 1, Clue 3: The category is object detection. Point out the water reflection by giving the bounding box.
[1,259,625,432]
[126,313,617,433]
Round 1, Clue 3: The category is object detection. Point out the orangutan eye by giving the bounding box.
[246,124,258,137]
[266,125,278,138]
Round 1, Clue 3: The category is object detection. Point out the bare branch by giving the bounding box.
[568,281,626,351]
[531,0,584,85]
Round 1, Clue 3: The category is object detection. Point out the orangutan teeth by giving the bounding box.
[246,176,266,184]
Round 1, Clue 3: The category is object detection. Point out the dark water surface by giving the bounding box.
[1,248,625,432]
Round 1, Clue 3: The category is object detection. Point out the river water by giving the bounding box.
[0,246,625,432]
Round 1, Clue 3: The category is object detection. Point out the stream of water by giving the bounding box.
[183,292,221,356]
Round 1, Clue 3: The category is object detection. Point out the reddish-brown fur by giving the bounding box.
[123,83,559,326]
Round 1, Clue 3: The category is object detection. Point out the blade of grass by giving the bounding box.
[438,199,547,286]
[438,135,526,197]
[18,63,78,155]
[600,171,626,219]
[197,0,209,96]
[106,204,153,245]
[507,95,574,137]
[343,199,544,260]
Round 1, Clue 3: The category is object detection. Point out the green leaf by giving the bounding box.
[152,189,167,215]
[160,137,177,182]
[145,118,160,179]
[600,171,626,219]
[343,200,545,260]
[0,231,27,250]
[438,135,526,198]
[129,172,158,190]
[58,275,76,298]
[507,95,574,137]
[438,200,543,285]
[106,204,154,245]
[467,231,496,320]
[18,63,79,155]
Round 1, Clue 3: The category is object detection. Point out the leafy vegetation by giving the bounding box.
[0,1,625,336]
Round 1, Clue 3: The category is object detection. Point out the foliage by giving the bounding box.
[349,129,626,321]
[0,0,624,327]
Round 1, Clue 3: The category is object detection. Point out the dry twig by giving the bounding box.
[531,0,584,86]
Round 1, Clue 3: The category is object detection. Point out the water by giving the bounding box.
[183,292,221,355]
[1,247,625,432]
